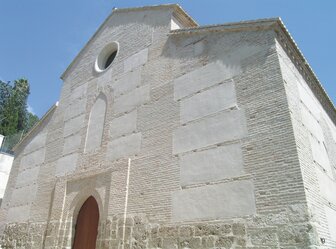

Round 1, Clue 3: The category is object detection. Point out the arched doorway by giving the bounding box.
[72,196,99,249]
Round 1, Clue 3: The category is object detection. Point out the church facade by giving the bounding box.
[1,4,336,249]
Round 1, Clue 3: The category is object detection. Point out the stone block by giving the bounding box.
[16,166,40,188]
[23,133,47,154]
[178,226,194,237]
[64,98,87,121]
[173,109,247,154]
[297,81,320,119]
[20,149,45,170]
[324,205,336,240]
[174,61,241,100]
[70,83,87,101]
[63,114,85,137]
[232,223,246,236]
[249,228,278,246]
[317,169,336,205]
[109,110,137,139]
[55,153,78,176]
[97,68,113,87]
[124,48,148,72]
[7,205,31,222]
[215,236,234,249]
[309,135,332,177]
[300,104,323,141]
[162,238,178,249]
[180,81,237,124]
[172,180,256,221]
[113,85,150,114]
[201,236,216,248]
[11,184,37,206]
[63,134,81,155]
[180,143,244,186]
[106,133,142,161]
[159,226,178,238]
[148,238,162,249]
[113,68,142,97]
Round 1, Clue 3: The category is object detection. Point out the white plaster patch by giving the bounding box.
[20,149,45,171]
[97,68,113,86]
[55,153,78,177]
[7,205,31,222]
[63,114,85,137]
[173,109,247,154]
[113,68,142,97]
[172,180,256,221]
[63,134,82,155]
[85,95,107,152]
[297,81,321,119]
[64,98,87,121]
[11,184,38,206]
[325,206,336,240]
[180,81,237,124]
[16,167,40,188]
[23,133,47,155]
[106,133,142,162]
[180,143,244,186]
[317,169,336,205]
[174,61,241,100]
[124,48,148,73]
[113,85,150,114]
[70,83,87,101]
[109,110,137,139]
[300,104,323,141]
[309,135,333,178]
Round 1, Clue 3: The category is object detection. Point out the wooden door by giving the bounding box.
[72,196,99,249]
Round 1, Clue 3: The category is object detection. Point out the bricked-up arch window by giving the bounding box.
[85,93,107,152]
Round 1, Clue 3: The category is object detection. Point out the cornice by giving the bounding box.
[274,18,336,124]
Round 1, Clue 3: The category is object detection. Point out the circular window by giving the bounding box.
[95,42,119,72]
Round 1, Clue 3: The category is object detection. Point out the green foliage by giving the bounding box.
[0,78,39,137]
[26,112,40,133]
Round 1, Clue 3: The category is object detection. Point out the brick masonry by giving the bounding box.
[0,4,335,249]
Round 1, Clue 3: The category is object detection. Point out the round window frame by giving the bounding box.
[94,42,119,73]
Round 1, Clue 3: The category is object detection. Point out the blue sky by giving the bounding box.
[1,0,335,117]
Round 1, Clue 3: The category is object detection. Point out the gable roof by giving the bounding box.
[170,17,336,124]
[60,4,198,81]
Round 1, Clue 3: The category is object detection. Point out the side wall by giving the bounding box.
[277,40,336,247]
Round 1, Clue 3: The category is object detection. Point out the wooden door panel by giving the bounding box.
[72,196,99,249]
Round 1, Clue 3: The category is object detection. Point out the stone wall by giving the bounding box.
[1,204,317,249]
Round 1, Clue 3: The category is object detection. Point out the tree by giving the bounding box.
[0,78,39,137]
[26,112,39,132]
